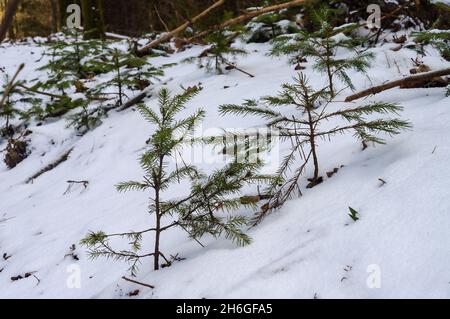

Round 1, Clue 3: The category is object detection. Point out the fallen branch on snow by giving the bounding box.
[345,68,450,102]
[118,89,152,111]
[121,276,155,289]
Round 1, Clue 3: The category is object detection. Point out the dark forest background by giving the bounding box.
[0,0,449,40]
[0,0,271,38]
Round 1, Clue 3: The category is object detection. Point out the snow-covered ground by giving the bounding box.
[0,35,449,298]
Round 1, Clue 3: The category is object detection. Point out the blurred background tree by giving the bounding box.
[0,0,272,38]
[0,0,448,40]
[80,0,105,39]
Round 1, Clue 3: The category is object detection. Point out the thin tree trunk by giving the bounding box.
[154,213,161,271]
[50,0,58,33]
[327,66,334,98]
[307,108,319,181]
[324,38,335,98]
[0,0,20,43]
[0,63,23,110]
[153,155,164,271]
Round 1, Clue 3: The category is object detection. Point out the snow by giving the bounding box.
[431,0,450,4]
[0,34,449,299]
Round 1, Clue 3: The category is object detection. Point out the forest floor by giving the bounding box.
[0,33,449,298]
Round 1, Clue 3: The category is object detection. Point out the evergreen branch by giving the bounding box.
[319,102,404,122]
[219,101,282,119]
[116,181,150,193]
[137,104,161,125]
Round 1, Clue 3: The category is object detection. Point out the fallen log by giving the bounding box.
[345,68,450,102]
[136,0,225,56]
[118,88,152,111]
[191,0,307,40]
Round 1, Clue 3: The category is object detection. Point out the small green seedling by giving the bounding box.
[348,207,359,222]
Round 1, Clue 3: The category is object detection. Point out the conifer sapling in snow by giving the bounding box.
[247,11,297,43]
[81,87,265,274]
[25,29,104,125]
[0,64,31,168]
[348,207,359,222]
[185,29,253,77]
[35,28,104,94]
[89,47,166,106]
[411,30,450,61]
[0,65,26,136]
[220,73,411,224]
[0,64,42,135]
[270,7,373,97]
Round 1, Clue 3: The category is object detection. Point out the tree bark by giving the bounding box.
[0,0,20,43]
[306,107,319,182]
[153,155,164,271]
[345,68,450,102]
[136,0,225,56]
[50,0,58,33]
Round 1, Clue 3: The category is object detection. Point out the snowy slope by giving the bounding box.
[0,37,449,299]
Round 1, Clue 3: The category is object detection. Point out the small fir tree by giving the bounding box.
[0,64,41,137]
[411,30,450,61]
[66,99,105,134]
[348,207,359,222]
[89,48,166,106]
[26,96,87,121]
[36,29,105,94]
[26,30,105,129]
[220,74,411,224]
[184,29,253,77]
[247,9,299,44]
[81,87,265,274]
[270,7,373,97]
[0,78,26,136]
[0,64,31,168]
[250,12,285,40]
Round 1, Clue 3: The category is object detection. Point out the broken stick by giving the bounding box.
[0,0,21,43]
[121,276,155,289]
